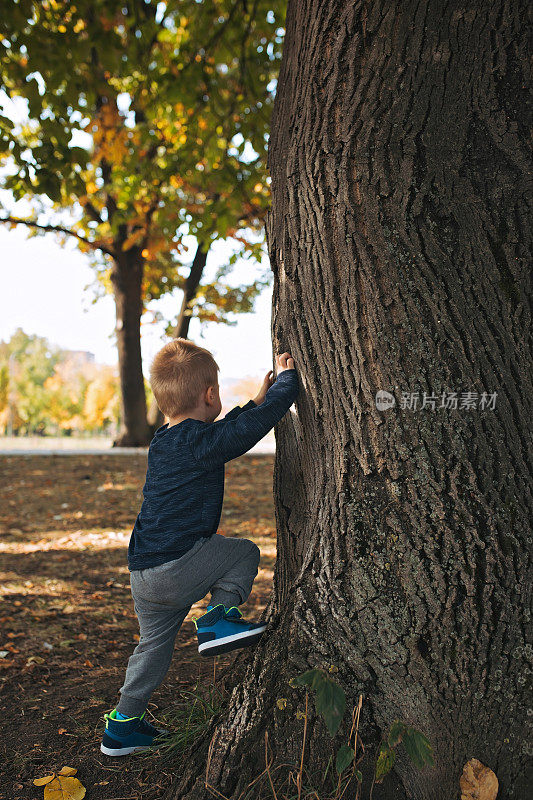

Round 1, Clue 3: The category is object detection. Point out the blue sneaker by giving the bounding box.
[100,708,169,756]
[193,603,267,657]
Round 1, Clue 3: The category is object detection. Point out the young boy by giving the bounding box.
[100,338,299,756]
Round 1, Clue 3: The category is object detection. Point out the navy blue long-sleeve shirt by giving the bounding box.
[127,369,299,570]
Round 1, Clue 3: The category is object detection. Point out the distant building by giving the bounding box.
[64,350,95,367]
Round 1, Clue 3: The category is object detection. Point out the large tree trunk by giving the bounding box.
[168,2,532,798]
[147,243,209,433]
[111,248,152,446]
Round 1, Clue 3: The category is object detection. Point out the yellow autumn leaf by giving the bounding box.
[33,770,85,799]
[44,775,86,800]
[460,758,498,800]
[34,776,56,786]
[27,655,45,665]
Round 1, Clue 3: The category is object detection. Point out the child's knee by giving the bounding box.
[242,538,260,566]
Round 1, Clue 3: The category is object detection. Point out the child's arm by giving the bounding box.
[187,368,299,468]
[221,369,274,420]
[222,399,257,421]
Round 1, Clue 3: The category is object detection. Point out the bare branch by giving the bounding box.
[83,200,104,224]
[0,215,116,258]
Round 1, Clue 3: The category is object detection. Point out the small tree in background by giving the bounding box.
[83,365,120,434]
[43,358,88,434]
[0,328,63,435]
[0,327,122,436]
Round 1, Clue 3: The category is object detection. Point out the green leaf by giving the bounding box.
[335,744,355,775]
[402,727,434,769]
[375,743,395,783]
[387,719,406,748]
[293,668,346,736]
[314,673,346,736]
[292,669,321,689]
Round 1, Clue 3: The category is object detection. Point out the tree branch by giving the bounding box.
[83,199,104,224]
[0,215,116,258]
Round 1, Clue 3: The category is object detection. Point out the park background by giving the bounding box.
[0,4,284,795]
[0,220,276,448]
[0,217,280,797]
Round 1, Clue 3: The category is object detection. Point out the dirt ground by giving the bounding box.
[0,453,277,800]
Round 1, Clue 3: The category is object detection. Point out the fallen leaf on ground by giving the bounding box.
[33,767,85,799]
[34,775,55,787]
[460,758,498,800]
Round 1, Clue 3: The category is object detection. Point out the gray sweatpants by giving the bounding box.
[117,534,261,717]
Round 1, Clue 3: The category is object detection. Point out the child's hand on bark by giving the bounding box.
[253,370,275,406]
[276,352,295,374]
[253,353,295,405]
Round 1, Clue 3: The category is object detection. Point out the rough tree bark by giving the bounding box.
[111,246,152,446]
[147,243,209,433]
[169,1,532,798]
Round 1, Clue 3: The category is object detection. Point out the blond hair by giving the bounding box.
[149,338,219,419]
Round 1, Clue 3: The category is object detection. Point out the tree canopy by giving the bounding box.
[0,0,286,330]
